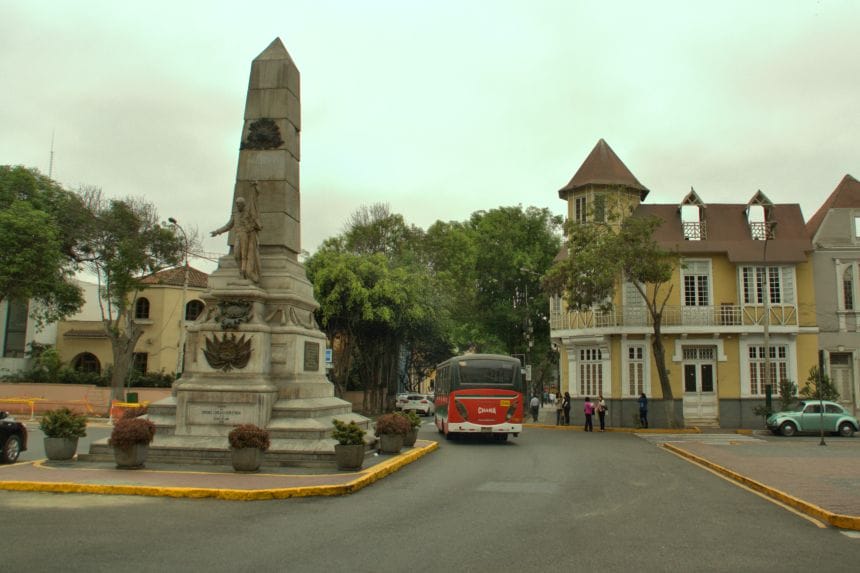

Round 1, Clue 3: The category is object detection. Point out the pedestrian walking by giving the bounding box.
[583,397,595,432]
[596,394,608,431]
[638,393,648,428]
[529,395,540,423]
[562,392,571,425]
[555,393,564,425]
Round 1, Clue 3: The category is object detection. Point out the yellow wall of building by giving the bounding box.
[56,285,205,376]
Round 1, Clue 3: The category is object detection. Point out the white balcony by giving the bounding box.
[550,303,807,332]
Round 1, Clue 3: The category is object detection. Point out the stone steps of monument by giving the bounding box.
[146,397,177,416]
[267,412,371,440]
[80,436,377,468]
[271,397,353,418]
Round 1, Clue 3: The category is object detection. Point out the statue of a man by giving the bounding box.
[212,183,262,283]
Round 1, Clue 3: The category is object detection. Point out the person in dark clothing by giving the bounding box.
[596,394,607,431]
[638,393,648,428]
[562,392,571,425]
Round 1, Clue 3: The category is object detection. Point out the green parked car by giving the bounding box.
[766,400,859,437]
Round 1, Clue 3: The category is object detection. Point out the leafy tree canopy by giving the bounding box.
[0,166,85,324]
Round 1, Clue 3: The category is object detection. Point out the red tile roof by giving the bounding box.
[139,265,209,289]
[805,174,860,239]
[558,139,649,199]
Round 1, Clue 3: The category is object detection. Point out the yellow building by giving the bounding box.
[550,140,819,428]
[56,265,209,379]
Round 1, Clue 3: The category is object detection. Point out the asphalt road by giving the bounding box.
[3,422,860,572]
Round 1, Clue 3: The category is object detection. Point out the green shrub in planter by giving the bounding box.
[332,419,366,445]
[397,410,422,431]
[39,408,87,439]
[374,412,410,436]
[110,417,156,449]
[228,424,270,451]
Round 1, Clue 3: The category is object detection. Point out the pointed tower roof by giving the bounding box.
[806,174,860,239]
[558,139,649,199]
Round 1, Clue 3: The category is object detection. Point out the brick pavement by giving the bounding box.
[665,437,860,529]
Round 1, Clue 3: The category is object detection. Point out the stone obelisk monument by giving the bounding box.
[140,38,370,466]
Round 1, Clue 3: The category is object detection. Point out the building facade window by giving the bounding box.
[742,266,794,305]
[3,299,29,358]
[135,297,150,320]
[683,261,710,307]
[132,352,148,374]
[574,196,588,224]
[843,267,854,311]
[185,299,205,321]
[72,352,101,374]
[627,346,644,396]
[593,194,606,223]
[748,345,788,396]
[579,347,603,397]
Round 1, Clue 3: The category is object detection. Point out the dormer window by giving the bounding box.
[680,188,706,240]
[747,190,774,240]
[748,205,767,239]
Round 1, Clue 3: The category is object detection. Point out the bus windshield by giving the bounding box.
[457,359,519,388]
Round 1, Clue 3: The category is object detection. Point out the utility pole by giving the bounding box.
[168,217,189,377]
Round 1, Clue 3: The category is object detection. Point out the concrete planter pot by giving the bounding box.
[44,437,79,461]
[378,433,403,454]
[334,443,365,471]
[231,447,264,472]
[113,444,149,469]
[403,429,418,447]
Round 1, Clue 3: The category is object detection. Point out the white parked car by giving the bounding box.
[402,394,435,416]
[395,393,408,410]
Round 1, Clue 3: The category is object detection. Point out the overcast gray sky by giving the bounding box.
[2,0,858,273]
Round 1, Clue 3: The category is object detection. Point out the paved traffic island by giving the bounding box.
[0,440,438,501]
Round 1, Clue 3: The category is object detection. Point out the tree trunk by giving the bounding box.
[650,317,677,427]
[330,330,354,398]
[106,311,144,404]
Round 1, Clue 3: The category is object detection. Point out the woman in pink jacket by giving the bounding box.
[583,397,595,432]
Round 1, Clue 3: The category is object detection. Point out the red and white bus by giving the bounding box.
[432,354,524,441]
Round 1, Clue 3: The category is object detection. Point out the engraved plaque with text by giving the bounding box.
[304,341,320,371]
[187,404,256,426]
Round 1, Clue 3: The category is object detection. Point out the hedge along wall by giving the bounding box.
[0,383,171,418]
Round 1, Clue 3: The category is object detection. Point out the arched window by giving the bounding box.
[135,297,150,319]
[72,352,101,374]
[185,300,205,321]
[843,267,854,311]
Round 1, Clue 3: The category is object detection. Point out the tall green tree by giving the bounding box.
[0,166,86,325]
[78,188,183,401]
[307,204,451,412]
[424,205,562,393]
[544,212,679,424]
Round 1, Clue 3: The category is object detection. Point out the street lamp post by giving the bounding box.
[520,268,539,400]
[168,217,189,377]
[762,221,777,412]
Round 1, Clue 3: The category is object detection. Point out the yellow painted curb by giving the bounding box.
[663,443,860,531]
[0,442,438,501]
[524,423,701,434]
